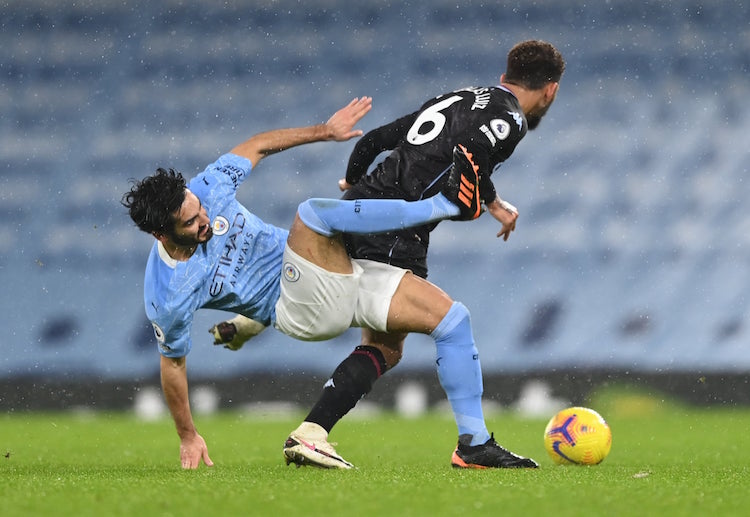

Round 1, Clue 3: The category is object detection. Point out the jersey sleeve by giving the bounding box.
[190,153,254,202]
[345,112,418,185]
[478,162,497,204]
[151,310,194,358]
[459,136,497,204]
[464,106,526,204]
[144,249,197,358]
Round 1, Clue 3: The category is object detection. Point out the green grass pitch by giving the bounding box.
[2,386,749,516]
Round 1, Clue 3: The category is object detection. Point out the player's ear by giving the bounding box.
[544,81,559,101]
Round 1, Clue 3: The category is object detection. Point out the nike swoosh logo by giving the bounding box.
[297,438,317,451]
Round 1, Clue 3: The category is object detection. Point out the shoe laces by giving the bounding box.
[485,433,514,453]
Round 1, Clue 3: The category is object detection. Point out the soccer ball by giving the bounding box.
[543,406,612,465]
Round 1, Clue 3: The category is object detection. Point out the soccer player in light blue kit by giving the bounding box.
[123,97,538,470]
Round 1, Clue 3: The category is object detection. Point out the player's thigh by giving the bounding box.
[287,214,353,273]
[386,273,453,334]
[352,259,407,333]
[274,244,360,341]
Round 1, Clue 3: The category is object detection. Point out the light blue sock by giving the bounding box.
[431,302,491,446]
[297,194,459,237]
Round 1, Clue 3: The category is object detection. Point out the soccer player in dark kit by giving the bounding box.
[213,40,565,469]
[126,96,540,470]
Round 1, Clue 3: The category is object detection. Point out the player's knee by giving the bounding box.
[297,198,335,237]
[443,301,472,336]
[361,332,405,370]
[431,301,474,348]
[450,301,471,323]
[379,345,403,369]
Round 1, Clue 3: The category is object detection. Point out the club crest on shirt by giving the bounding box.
[283,262,300,282]
[212,216,229,236]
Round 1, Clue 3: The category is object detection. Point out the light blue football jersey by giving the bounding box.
[143,153,289,358]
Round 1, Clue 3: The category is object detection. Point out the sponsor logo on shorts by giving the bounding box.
[212,216,229,236]
[283,262,300,282]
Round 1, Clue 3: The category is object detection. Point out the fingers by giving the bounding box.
[345,129,364,139]
[181,454,198,470]
[349,96,373,111]
[327,97,372,141]
[497,221,517,241]
[180,435,214,469]
[180,451,213,469]
[336,97,372,119]
[344,96,372,121]
[346,97,372,123]
[338,178,351,191]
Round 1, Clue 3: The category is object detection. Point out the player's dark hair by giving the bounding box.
[122,167,187,234]
[504,40,565,90]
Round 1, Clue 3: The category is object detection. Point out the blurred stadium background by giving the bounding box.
[1,0,749,411]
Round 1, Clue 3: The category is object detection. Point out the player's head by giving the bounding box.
[504,40,565,90]
[122,168,213,246]
[123,167,186,234]
[503,40,565,130]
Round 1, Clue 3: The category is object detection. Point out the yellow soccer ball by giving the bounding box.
[544,406,612,465]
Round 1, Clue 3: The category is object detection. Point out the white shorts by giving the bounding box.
[274,244,408,341]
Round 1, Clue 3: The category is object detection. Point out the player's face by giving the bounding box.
[527,82,559,131]
[168,189,213,246]
[526,103,550,130]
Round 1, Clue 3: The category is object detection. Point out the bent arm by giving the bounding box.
[344,111,417,185]
[461,141,496,205]
[230,97,372,168]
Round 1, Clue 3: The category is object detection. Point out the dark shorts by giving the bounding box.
[344,230,429,279]
[342,172,437,279]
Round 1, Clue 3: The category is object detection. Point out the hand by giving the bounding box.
[338,178,352,191]
[325,97,372,142]
[209,315,266,350]
[496,217,517,241]
[487,197,518,242]
[180,432,214,469]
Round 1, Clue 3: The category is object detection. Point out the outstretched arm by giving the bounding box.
[230,97,372,168]
[160,354,214,469]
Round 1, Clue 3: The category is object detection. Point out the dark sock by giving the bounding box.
[304,346,387,433]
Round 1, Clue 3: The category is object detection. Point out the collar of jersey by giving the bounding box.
[498,84,517,99]
[157,241,178,269]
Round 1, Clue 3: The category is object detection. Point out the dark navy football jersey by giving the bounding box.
[343,85,527,277]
